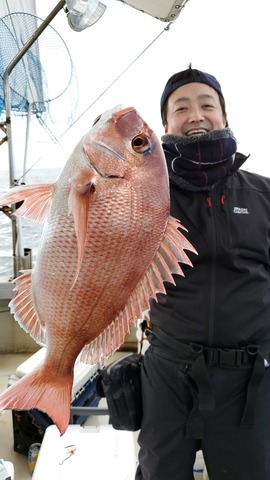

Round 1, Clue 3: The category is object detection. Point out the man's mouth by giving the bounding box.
[186,129,208,136]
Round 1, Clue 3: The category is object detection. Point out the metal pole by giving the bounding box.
[3,0,66,278]
[22,102,32,184]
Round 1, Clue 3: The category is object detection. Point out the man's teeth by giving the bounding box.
[186,129,206,136]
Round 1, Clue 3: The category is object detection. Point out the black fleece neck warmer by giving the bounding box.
[162,128,237,189]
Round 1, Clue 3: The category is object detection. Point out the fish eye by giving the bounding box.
[132,134,150,153]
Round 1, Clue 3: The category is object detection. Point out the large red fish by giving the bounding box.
[0,106,196,434]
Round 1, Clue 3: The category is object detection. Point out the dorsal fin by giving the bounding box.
[80,215,197,364]
[9,270,46,346]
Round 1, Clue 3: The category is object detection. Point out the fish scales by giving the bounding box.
[0,106,197,434]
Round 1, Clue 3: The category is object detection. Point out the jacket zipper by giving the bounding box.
[206,195,212,215]
[206,193,217,345]
[220,193,226,211]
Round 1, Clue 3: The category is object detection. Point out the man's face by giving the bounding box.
[164,82,227,136]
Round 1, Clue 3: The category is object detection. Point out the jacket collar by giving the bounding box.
[167,151,249,192]
[232,152,250,172]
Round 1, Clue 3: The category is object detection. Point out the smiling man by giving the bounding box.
[164,83,226,135]
[135,66,270,480]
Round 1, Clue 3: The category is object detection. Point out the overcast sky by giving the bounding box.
[1,0,270,176]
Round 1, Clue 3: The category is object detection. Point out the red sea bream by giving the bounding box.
[0,106,196,434]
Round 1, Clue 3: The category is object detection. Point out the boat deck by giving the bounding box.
[0,353,32,479]
[0,353,207,479]
[0,352,138,479]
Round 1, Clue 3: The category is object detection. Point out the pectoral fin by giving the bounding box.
[0,183,55,223]
[68,170,97,288]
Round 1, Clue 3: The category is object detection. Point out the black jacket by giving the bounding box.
[150,153,270,348]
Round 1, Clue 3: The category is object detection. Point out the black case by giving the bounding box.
[97,353,143,431]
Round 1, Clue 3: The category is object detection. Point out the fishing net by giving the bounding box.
[0,12,79,137]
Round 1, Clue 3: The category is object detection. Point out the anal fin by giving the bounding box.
[9,270,46,346]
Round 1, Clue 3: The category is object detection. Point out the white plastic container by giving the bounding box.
[0,460,14,480]
[32,424,137,480]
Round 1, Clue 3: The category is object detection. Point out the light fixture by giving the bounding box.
[65,0,189,32]
[66,0,106,31]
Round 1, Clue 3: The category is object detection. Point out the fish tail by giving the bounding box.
[0,368,73,435]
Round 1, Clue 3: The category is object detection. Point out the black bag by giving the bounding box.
[96,352,143,431]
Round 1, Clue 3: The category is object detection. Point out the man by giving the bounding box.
[135,66,270,479]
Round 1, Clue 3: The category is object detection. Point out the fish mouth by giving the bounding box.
[85,104,126,179]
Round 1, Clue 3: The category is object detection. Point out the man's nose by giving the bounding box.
[188,106,204,122]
